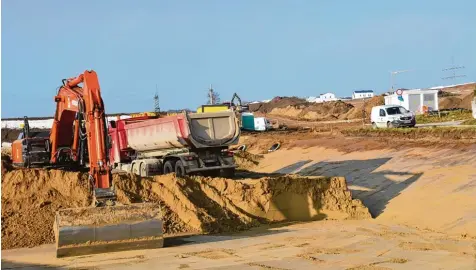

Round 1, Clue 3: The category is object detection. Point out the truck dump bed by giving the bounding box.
[123,111,239,153]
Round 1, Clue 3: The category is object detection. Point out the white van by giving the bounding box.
[254,117,273,131]
[371,105,416,128]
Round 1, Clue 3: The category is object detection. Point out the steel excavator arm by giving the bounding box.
[50,70,111,195]
[53,71,163,258]
[230,92,242,107]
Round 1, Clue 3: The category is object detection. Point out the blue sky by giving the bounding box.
[2,0,475,117]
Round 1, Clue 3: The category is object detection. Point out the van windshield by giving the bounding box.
[386,107,407,115]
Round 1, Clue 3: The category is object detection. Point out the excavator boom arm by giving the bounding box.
[49,70,111,190]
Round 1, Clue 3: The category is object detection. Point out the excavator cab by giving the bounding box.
[11,117,50,168]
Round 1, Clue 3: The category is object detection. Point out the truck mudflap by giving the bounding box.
[54,203,163,258]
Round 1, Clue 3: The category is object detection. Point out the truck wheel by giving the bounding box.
[221,168,235,179]
[387,122,394,128]
[163,161,174,174]
[175,161,185,177]
[372,122,377,129]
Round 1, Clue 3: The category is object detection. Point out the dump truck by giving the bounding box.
[12,70,163,257]
[108,110,240,178]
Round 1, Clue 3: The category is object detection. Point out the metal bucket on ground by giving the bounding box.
[54,203,163,258]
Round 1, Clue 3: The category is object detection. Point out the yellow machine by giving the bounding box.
[197,93,248,114]
[196,105,230,113]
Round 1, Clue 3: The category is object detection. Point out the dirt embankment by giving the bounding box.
[269,101,355,121]
[248,97,306,114]
[1,169,92,249]
[113,174,371,234]
[439,83,476,110]
[248,96,385,122]
[238,128,476,155]
[1,166,369,250]
[233,151,264,169]
[341,127,476,140]
[439,93,474,110]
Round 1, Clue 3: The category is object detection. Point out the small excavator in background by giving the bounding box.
[196,92,248,113]
[11,70,163,257]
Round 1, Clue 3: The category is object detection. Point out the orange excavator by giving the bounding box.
[12,70,163,257]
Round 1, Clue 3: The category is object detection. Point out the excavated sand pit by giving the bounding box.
[1,167,370,250]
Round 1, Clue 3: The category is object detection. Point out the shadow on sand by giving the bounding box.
[271,158,422,217]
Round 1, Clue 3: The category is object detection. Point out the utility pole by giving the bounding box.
[390,69,412,91]
[442,57,466,83]
[154,84,160,113]
[209,84,214,105]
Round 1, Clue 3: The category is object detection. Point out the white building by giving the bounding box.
[352,90,374,99]
[306,92,337,103]
[306,96,322,103]
[319,92,337,102]
[384,89,439,113]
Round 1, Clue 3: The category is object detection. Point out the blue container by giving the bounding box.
[241,113,255,131]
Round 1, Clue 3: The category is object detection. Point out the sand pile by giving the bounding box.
[343,96,385,120]
[268,101,355,121]
[255,97,386,122]
[1,169,92,249]
[233,151,264,169]
[2,167,370,250]
[439,94,474,110]
[248,97,307,114]
[439,96,464,109]
[113,174,371,234]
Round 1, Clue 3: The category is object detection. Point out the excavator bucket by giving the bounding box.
[53,203,163,258]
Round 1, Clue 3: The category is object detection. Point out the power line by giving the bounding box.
[442,57,466,82]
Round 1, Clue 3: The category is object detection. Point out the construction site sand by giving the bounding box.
[1,169,92,249]
[112,173,370,233]
[246,136,476,238]
[1,164,370,250]
[256,96,385,122]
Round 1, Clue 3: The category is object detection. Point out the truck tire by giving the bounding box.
[175,161,185,177]
[221,168,235,179]
[163,160,174,174]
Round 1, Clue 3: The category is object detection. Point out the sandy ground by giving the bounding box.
[2,139,476,269]
[2,220,475,269]
[256,144,476,237]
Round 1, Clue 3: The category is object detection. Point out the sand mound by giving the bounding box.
[439,91,475,110]
[113,174,371,234]
[269,101,355,121]
[233,151,264,169]
[249,97,307,114]
[1,169,92,249]
[2,168,370,250]
[253,97,385,122]
[344,96,385,120]
[440,96,463,109]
